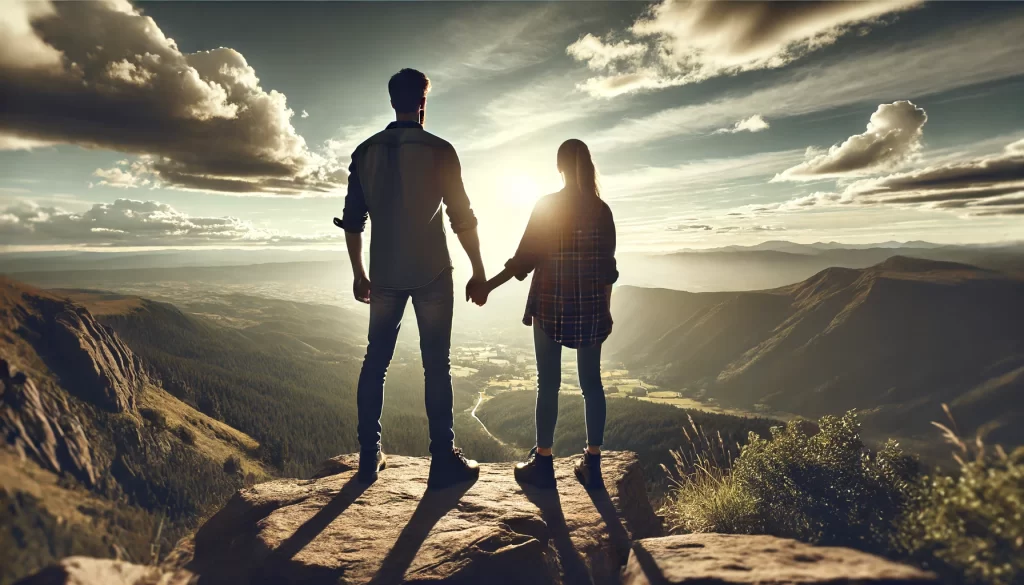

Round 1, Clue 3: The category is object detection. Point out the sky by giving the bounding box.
[2,0,1024,262]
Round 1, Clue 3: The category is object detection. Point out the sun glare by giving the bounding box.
[498,173,544,207]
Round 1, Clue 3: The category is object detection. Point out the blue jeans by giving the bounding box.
[533,323,606,449]
[357,269,455,455]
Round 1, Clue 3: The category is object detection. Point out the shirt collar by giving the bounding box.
[386,120,423,130]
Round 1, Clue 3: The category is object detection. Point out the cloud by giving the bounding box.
[776,101,927,180]
[841,139,1024,215]
[0,198,334,246]
[714,115,770,135]
[301,110,309,119]
[586,16,1024,151]
[667,223,712,231]
[0,0,343,196]
[571,0,921,97]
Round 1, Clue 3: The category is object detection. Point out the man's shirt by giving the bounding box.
[341,121,478,289]
[504,188,618,349]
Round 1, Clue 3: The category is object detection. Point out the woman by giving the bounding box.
[474,139,617,490]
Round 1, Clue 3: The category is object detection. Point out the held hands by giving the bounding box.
[353,274,371,304]
[466,276,489,307]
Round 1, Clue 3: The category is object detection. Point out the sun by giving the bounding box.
[498,173,543,207]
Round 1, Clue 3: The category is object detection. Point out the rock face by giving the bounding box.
[47,304,143,414]
[190,452,662,585]
[0,277,145,415]
[1,359,97,485]
[621,534,937,585]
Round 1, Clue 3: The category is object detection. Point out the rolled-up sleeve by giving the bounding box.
[340,154,368,233]
[505,205,544,281]
[600,205,618,285]
[441,146,478,234]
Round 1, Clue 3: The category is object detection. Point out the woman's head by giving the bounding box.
[557,139,600,198]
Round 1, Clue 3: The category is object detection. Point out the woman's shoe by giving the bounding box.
[574,450,603,491]
[514,447,556,489]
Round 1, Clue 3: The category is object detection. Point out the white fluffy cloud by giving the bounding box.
[841,139,1024,216]
[776,101,927,180]
[0,0,343,196]
[571,0,921,97]
[0,198,334,245]
[714,115,770,135]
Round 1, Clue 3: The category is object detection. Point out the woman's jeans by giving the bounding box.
[533,323,606,449]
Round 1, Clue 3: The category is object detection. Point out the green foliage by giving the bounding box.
[661,409,1024,585]
[899,450,1024,585]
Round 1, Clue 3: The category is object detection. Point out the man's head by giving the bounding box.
[389,68,431,123]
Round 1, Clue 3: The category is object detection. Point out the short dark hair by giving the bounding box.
[388,69,431,113]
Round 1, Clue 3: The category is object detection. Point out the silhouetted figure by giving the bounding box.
[472,139,617,491]
[340,68,485,488]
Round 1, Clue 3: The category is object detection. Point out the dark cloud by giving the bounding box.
[843,139,1024,215]
[0,0,343,196]
[0,198,334,246]
[776,101,927,179]
[571,0,921,97]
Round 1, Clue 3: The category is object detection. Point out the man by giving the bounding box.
[340,68,484,488]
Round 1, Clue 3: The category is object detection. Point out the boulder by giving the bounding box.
[621,534,937,585]
[13,557,195,585]
[190,451,661,584]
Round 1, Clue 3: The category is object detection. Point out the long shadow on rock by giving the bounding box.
[266,477,370,570]
[587,489,632,566]
[522,486,594,585]
[369,478,477,585]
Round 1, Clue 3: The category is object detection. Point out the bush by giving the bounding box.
[662,411,919,555]
[139,407,168,429]
[223,455,242,476]
[175,425,197,445]
[898,432,1024,585]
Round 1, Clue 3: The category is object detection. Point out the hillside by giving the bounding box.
[607,257,1024,451]
[0,278,266,585]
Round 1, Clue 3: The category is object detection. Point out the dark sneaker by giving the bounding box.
[574,450,603,491]
[427,448,480,489]
[358,450,387,483]
[514,448,556,489]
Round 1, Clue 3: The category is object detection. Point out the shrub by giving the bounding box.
[139,407,168,429]
[897,412,1024,585]
[661,411,919,555]
[175,425,197,445]
[223,455,242,476]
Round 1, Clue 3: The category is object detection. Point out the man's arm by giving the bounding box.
[341,153,371,303]
[441,145,485,299]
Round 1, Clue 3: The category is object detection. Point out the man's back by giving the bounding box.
[342,121,477,289]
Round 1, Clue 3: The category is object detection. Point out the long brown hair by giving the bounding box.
[557,139,600,198]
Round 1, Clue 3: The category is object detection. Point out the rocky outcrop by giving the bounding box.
[1,359,97,485]
[621,534,937,584]
[13,557,196,585]
[0,277,145,415]
[189,452,661,585]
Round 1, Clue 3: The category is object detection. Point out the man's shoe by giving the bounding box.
[358,450,387,483]
[514,448,556,489]
[574,450,603,491]
[427,448,480,489]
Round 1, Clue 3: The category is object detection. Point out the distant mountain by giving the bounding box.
[618,242,1024,291]
[0,278,265,584]
[607,257,1024,454]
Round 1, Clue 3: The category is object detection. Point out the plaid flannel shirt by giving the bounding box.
[505,189,618,349]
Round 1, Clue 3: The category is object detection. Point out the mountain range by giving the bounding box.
[608,256,1024,455]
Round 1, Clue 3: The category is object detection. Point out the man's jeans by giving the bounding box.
[357,269,455,455]
[533,323,606,449]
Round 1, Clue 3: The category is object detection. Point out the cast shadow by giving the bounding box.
[369,478,477,585]
[269,476,370,564]
[586,488,632,565]
[522,486,594,585]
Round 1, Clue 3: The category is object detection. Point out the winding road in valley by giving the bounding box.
[470,392,509,448]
